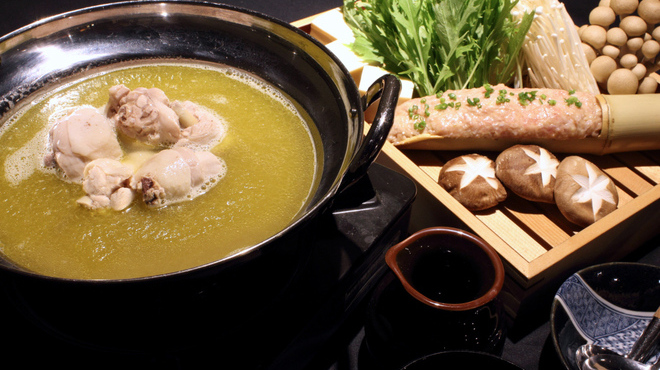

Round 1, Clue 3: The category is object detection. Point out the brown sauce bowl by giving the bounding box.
[361,227,506,369]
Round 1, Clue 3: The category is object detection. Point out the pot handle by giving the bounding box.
[339,74,401,191]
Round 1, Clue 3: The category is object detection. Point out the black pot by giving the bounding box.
[0,0,400,353]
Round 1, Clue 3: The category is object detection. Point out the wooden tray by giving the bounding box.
[293,9,660,320]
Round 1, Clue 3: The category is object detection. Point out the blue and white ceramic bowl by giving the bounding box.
[551,262,660,370]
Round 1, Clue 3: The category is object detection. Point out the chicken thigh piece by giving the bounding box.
[106,84,130,117]
[172,100,227,149]
[77,158,134,211]
[111,86,181,146]
[131,147,226,206]
[46,107,123,182]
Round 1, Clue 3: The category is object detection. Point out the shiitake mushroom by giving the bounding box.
[495,145,559,204]
[438,154,507,211]
[554,156,619,227]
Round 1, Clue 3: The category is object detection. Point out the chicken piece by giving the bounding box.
[121,150,157,172]
[46,107,123,182]
[106,84,130,117]
[109,187,135,211]
[172,100,227,149]
[111,86,181,146]
[77,158,134,211]
[170,100,199,128]
[130,147,226,206]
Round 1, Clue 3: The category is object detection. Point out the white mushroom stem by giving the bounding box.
[514,0,601,94]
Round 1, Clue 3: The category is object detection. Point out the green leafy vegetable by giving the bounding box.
[343,0,535,96]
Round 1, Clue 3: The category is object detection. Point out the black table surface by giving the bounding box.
[2,1,659,370]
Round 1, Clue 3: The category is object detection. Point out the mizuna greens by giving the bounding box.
[343,0,535,96]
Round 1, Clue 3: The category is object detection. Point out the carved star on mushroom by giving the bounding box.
[446,155,499,190]
[522,147,559,187]
[570,162,617,217]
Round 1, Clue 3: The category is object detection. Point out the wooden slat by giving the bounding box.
[606,167,654,195]
[290,10,332,28]
[499,196,572,247]
[403,150,443,180]
[584,154,655,196]
[614,151,660,185]
[475,210,549,262]
[642,151,660,165]
[529,185,660,279]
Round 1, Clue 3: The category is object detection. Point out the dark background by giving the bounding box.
[0,0,344,37]
[0,0,598,38]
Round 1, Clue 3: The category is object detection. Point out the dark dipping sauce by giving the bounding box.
[410,248,482,304]
[402,234,495,305]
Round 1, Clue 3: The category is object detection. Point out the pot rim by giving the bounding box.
[0,0,367,284]
[385,226,505,311]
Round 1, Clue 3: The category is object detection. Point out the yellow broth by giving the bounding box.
[0,62,320,280]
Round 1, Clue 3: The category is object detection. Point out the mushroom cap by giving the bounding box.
[438,154,506,211]
[607,68,640,94]
[638,75,659,93]
[642,39,660,59]
[590,55,618,83]
[582,25,608,50]
[626,36,645,51]
[495,145,559,203]
[638,0,660,24]
[620,15,649,37]
[582,43,598,64]
[554,156,619,227]
[602,44,622,59]
[652,25,660,42]
[631,62,648,79]
[619,53,639,68]
[590,6,617,27]
[607,27,629,46]
[610,0,640,16]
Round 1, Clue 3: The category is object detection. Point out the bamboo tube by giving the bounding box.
[599,94,660,154]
